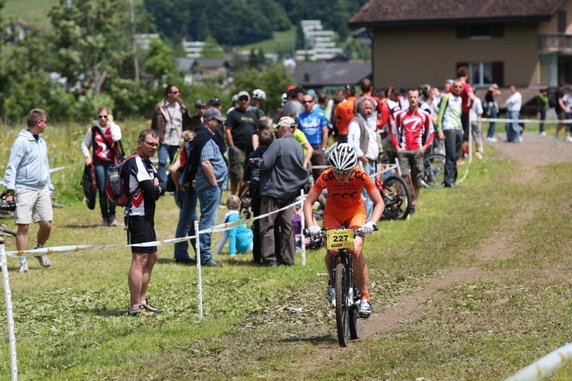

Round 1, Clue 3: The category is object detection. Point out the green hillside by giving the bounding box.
[3,0,143,29]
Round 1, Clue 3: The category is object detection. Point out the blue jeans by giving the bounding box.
[157,144,179,183]
[361,160,376,219]
[174,185,197,260]
[539,109,546,132]
[196,185,222,264]
[486,105,497,138]
[94,161,116,219]
[506,111,520,142]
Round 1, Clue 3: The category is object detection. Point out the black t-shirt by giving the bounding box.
[556,90,564,112]
[225,108,258,151]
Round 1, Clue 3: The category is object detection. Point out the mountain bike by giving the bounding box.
[308,225,378,347]
[375,175,411,220]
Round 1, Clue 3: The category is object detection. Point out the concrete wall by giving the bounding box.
[372,23,540,88]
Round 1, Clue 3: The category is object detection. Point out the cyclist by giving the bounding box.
[303,144,384,317]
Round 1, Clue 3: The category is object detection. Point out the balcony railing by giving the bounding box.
[538,34,572,54]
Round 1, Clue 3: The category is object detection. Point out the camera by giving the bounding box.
[0,193,16,212]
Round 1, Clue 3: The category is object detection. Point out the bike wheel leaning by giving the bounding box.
[382,175,412,220]
[335,262,350,347]
[423,153,446,188]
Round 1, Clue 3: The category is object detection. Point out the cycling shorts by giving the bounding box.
[322,203,366,230]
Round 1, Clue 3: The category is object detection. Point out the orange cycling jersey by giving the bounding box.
[313,167,376,228]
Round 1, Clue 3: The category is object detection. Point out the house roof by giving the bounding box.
[349,0,566,27]
[292,61,371,88]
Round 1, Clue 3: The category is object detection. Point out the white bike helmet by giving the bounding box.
[328,143,357,172]
[252,89,266,100]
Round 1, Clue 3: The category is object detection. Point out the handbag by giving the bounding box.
[81,163,97,210]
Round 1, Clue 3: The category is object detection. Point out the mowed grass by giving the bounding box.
[0,120,571,379]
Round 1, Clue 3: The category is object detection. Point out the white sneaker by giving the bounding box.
[35,255,51,267]
[18,259,29,273]
[486,137,497,143]
[540,131,547,136]
[358,299,372,318]
[566,136,572,142]
[108,216,119,226]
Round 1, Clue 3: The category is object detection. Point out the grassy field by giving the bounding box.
[238,27,296,55]
[0,120,571,379]
[3,0,144,30]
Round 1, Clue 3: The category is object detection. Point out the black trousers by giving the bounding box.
[444,129,462,186]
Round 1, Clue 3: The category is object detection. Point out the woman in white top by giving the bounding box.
[80,106,122,226]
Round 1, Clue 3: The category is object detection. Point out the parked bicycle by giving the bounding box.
[307,225,378,347]
[375,175,412,220]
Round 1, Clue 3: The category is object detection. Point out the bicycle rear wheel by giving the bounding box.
[335,262,350,347]
[237,183,252,219]
[423,153,446,188]
[381,175,412,220]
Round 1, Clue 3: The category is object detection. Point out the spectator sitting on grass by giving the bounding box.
[215,195,253,256]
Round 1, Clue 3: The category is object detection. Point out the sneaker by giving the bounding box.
[127,306,158,317]
[175,257,196,265]
[18,259,29,273]
[540,131,547,136]
[475,152,483,160]
[108,216,119,227]
[566,136,572,142]
[358,298,372,318]
[326,283,335,306]
[202,259,223,267]
[409,205,416,215]
[35,255,51,267]
[486,137,497,143]
[102,217,109,227]
[141,299,162,314]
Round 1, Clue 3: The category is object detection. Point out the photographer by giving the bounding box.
[2,109,54,272]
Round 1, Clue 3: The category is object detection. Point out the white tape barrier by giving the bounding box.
[5,195,306,256]
[49,162,82,174]
[0,243,18,381]
[505,343,572,381]
[481,118,572,124]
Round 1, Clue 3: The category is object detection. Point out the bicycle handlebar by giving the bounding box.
[303,224,378,236]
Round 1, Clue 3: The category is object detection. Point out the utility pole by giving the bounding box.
[128,0,140,82]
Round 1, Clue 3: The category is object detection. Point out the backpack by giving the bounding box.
[104,153,139,206]
[81,163,97,210]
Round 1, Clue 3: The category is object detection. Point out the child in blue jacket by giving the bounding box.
[215,195,253,256]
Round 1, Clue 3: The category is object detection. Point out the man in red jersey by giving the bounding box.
[391,89,434,214]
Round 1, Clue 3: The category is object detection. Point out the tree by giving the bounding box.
[48,0,135,96]
[143,38,177,82]
[201,36,224,59]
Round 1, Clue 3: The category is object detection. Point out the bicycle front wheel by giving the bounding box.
[335,262,350,347]
[423,153,446,188]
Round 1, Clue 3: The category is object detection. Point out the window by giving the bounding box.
[458,62,504,87]
[456,25,504,39]
[469,63,493,86]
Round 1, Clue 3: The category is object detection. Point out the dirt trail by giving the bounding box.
[280,131,572,375]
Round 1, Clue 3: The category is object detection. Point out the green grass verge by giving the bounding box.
[0,123,571,379]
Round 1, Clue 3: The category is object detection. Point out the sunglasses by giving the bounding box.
[302,100,313,104]
[98,114,108,119]
[333,169,351,176]
[170,90,180,94]
[140,140,159,148]
[239,97,249,101]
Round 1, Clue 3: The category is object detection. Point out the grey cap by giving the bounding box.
[195,99,206,107]
[203,107,226,122]
[209,97,221,105]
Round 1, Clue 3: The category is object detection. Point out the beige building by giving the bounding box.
[349,0,572,90]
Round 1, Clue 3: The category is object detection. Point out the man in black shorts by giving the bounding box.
[124,129,166,316]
